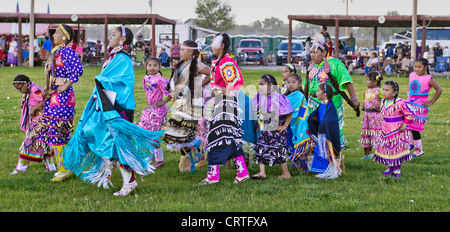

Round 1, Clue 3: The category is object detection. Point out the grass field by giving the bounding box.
[0,65,448,212]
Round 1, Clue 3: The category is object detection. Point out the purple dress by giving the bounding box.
[252,92,293,166]
[37,46,83,145]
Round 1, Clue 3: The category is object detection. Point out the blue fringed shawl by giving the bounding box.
[286,90,312,159]
[62,52,163,184]
[307,102,343,178]
[238,90,260,144]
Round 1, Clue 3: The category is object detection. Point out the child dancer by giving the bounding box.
[199,32,250,185]
[285,74,313,171]
[62,26,163,196]
[304,40,360,150]
[162,40,210,173]
[360,72,383,159]
[374,81,414,178]
[36,24,83,182]
[10,74,56,174]
[406,58,442,158]
[137,58,171,169]
[252,74,293,179]
[307,83,343,179]
[279,63,296,95]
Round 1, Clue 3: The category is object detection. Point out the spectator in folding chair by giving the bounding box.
[347,52,364,75]
[385,54,403,77]
[364,52,379,75]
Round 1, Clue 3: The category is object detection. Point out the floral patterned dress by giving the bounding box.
[360,87,383,148]
[138,74,171,131]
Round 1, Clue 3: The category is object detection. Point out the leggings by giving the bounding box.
[411,130,421,140]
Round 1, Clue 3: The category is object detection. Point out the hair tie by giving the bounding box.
[59,25,70,40]
[121,25,126,37]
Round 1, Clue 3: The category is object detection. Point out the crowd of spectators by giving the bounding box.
[0,33,53,67]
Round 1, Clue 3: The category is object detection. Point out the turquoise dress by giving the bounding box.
[63,52,163,185]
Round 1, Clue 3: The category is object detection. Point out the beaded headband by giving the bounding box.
[310,41,327,53]
[285,63,295,71]
[59,25,70,40]
[180,45,199,50]
[12,80,27,84]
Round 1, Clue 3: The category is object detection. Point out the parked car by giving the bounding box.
[276,39,304,65]
[235,39,266,64]
[379,41,405,51]
[86,40,105,56]
[199,44,213,65]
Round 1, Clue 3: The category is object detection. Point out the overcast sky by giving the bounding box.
[2,0,450,25]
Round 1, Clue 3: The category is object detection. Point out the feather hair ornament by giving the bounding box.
[134,18,149,39]
[210,33,224,50]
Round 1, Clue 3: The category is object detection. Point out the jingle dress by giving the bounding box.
[162,60,208,151]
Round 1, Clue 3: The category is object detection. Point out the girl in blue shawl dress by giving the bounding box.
[284,74,314,172]
[252,74,293,179]
[307,83,343,179]
[62,26,163,196]
[36,24,83,182]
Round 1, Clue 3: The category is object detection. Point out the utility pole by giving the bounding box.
[411,0,418,62]
[29,0,35,67]
[149,0,153,14]
[344,0,353,36]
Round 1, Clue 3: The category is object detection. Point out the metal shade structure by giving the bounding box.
[0,12,177,66]
[286,14,450,63]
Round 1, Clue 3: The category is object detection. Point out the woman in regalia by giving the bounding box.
[62,26,162,196]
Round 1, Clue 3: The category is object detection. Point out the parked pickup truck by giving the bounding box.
[235,39,267,65]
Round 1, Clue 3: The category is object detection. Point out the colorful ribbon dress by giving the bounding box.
[373,98,414,167]
[14,82,55,173]
[406,72,433,132]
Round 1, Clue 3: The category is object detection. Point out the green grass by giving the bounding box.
[0,66,449,212]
